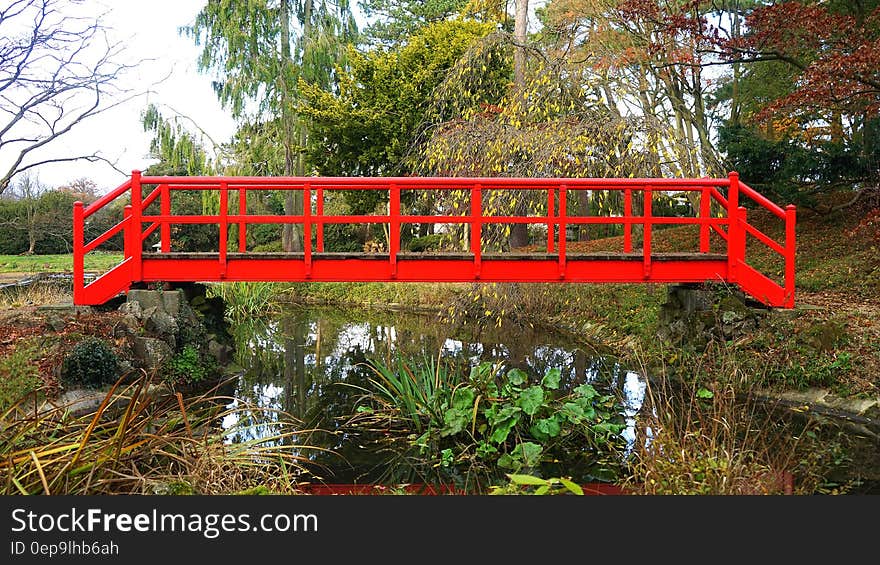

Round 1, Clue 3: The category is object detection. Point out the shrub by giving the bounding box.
[162,345,214,386]
[61,337,120,388]
[407,233,444,252]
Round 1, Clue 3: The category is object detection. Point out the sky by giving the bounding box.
[12,1,546,194]
[16,0,239,192]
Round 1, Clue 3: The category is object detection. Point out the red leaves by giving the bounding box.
[718,3,880,122]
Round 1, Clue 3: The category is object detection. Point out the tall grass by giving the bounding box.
[362,353,458,433]
[206,282,284,321]
[622,347,849,495]
[0,283,71,307]
[1,370,322,495]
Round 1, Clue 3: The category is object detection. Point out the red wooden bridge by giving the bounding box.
[72,171,796,308]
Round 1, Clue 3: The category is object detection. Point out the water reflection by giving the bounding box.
[223,305,647,483]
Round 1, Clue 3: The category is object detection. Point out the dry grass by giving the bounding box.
[1,370,325,495]
[0,283,71,308]
[621,348,849,495]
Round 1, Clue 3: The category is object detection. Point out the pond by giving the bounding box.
[219,304,646,489]
[217,303,880,494]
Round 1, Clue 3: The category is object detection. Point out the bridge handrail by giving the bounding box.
[137,175,730,188]
[82,179,131,219]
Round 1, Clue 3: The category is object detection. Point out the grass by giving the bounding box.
[206,281,286,321]
[621,351,856,495]
[1,371,322,495]
[0,252,123,274]
[0,283,72,307]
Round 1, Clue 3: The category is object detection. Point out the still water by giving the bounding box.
[219,305,646,485]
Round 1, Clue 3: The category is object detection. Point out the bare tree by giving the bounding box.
[0,0,137,195]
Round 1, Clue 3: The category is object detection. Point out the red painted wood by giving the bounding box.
[71,171,796,307]
[297,483,631,495]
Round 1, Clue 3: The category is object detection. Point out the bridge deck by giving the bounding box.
[134,251,732,286]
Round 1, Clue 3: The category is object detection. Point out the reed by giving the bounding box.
[622,346,845,495]
[1,370,322,495]
[206,281,283,321]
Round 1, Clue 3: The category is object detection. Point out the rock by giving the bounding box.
[658,284,767,347]
[145,310,179,347]
[118,300,143,319]
[44,314,67,332]
[125,289,183,317]
[113,314,141,338]
[37,384,169,419]
[159,290,183,317]
[804,320,847,352]
[37,303,93,315]
[208,339,229,364]
[38,389,106,418]
[668,284,716,313]
[132,337,173,371]
[125,289,162,312]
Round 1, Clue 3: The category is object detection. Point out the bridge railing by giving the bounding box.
[73,172,795,307]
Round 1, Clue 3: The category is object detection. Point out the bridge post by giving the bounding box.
[238,187,247,252]
[546,186,555,253]
[160,183,171,252]
[389,182,400,278]
[643,186,652,278]
[699,186,711,253]
[304,182,312,277]
[219,181,228,278]
[130,170,142,283]
[558,184,567,278]
[624,188,632,253]
[123,204,133,276]
[727,172,740,282]
[73,201,84,304]
[471,183,481,278]
[316,186,324,252]
[735,206,747,273]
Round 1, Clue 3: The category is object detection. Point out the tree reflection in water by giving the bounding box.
[222,305,646,484]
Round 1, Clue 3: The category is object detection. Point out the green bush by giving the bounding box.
[407,233,444,252]
[162,345,215,386]
[61,337,120,388]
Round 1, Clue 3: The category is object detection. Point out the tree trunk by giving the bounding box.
[509,223,529,249]
[281,0,304,252]
[508,0,530,251]
[514,0,528,88]
[578,189,590,241]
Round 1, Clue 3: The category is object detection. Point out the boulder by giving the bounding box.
[132,337,173,371]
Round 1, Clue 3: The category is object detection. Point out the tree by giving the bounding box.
[716,2,880,124]
[184,0,358,252]
[0,173,77,254]
[359,0,470,45]
[300,19,500,177]
[0,0,135,195]
[704,2,880,204]
[299,18,502,249]
[140,104,225,251]
[541,0,726,178]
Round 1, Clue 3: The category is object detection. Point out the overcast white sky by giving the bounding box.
[15,1,545,193]
[19,0,238,192]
